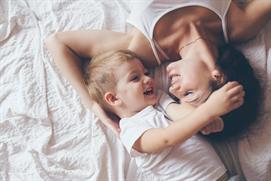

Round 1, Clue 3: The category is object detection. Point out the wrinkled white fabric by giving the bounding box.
[236,22,271,181]
[0,0,129,180]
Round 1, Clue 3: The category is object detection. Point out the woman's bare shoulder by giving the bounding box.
[227,0,271,43]
[127,28,159,67]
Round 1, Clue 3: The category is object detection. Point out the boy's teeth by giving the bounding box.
[144,88,153,95]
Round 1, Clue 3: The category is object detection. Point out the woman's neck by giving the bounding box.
[154,6,223,62]
[182,38,218,72]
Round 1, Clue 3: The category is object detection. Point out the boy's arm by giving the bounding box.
[166,103,224,135]
[133,82,244,153]
[200,117,224,135]
[228,0,271,42]
[133,103,214,153]
[44,30,127,134]
[166,102,195,121]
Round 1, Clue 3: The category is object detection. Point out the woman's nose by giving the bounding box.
[166,62,173,72]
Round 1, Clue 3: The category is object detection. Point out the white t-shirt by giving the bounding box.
[127,0,232,65]
[119,92,226,180]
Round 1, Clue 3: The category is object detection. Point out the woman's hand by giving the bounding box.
[91,102,120,136]
[200,117,224,135]
[204,81,245,117]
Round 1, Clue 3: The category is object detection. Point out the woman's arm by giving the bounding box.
[228,0,271,42]
[133,82,244,153]
[44,30,129,134]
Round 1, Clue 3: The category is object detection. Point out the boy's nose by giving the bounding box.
[143,75,152,84]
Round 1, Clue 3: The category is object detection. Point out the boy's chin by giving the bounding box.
[151,96,158,105]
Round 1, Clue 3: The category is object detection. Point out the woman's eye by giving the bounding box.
[184,91,193,97]
[183,91,199,104]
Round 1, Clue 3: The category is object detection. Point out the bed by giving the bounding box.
[0,0,270,180]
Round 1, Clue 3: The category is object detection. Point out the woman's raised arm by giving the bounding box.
[228,0,271,42]
[44,30,129,134]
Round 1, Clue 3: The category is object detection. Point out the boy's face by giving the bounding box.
[114,58,158,114]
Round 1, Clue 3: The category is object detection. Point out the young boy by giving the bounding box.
[86,50,244,180]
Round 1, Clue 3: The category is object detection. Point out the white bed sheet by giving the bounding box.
[0,0,270,181]
[237,22,271,181]
[1,0,130,180]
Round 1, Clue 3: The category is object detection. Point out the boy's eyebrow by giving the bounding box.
[124,69,136,78]
[126,68,143,79]
[127,70,138,77]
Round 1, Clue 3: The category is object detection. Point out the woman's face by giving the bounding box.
[167,57,216,106]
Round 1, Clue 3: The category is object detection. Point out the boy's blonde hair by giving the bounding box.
[86,50,138,113]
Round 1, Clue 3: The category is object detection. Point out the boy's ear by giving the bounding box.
[212,69,224,85]
[104,92,121,106]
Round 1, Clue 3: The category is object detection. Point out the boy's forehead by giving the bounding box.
[132,58,144,67]
[115,59,142,76]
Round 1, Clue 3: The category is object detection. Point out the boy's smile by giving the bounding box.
[114,58,158,115]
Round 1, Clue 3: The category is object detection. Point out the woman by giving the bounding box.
[45,0,270,139]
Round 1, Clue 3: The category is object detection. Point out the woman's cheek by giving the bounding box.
[169,84,181,98]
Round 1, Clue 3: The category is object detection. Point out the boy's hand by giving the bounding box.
[200,117,224,135]
[205,81,245,117]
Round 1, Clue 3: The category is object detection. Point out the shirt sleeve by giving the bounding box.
[119,112,154,157]
[158,90,176,112]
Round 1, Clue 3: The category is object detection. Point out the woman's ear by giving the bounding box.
[211,69,224,85]
[104,92,121,107]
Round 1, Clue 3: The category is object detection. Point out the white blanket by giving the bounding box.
[237,22,271,181]
[1,0,130,180]
[0,0,270,180]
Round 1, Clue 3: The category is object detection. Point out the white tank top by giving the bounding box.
[127,0,232,64]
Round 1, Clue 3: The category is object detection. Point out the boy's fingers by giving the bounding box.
[227,85,244,96]
[232,99,244,109]
[231,93,244,102]
[223,81,239,90]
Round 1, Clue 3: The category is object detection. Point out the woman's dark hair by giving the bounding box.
[206,44,262,141]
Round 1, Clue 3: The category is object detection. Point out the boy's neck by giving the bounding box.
[117,105,154,119]
[118,109,141,119]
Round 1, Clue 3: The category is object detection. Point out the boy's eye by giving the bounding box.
[144,70,150,76]
[131,75,139,81]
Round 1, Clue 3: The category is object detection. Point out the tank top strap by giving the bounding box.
[221,0,232,42]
